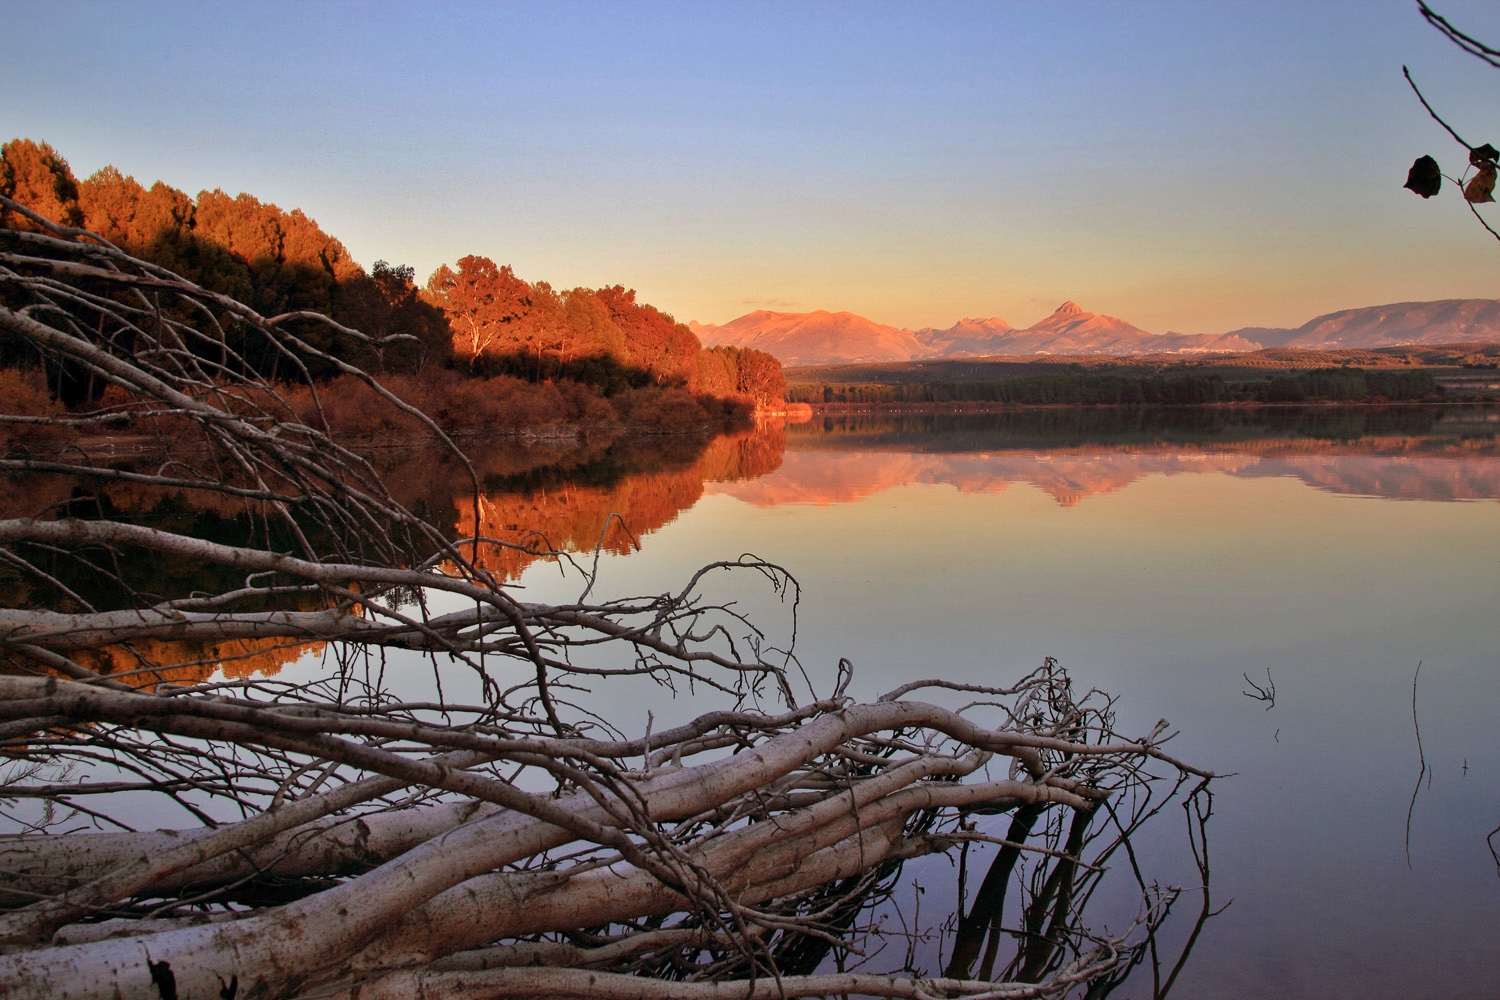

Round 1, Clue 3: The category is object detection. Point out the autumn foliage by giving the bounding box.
[0,138,783,426]
[421,253,781,404]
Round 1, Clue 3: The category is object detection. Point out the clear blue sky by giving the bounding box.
[5,0,1500,332]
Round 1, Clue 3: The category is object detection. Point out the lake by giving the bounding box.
[479,405,1500,997]
[15,403,1494,996]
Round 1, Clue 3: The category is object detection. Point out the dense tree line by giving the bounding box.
[0,138,781,414]
[420,253,784,403]
[1259,368,1438,402]
[792,369,1441,406]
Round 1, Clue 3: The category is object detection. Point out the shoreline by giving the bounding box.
[55,399,1499,458]
[794,398,1497,416]
[55,416,764,462]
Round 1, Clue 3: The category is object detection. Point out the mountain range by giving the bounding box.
[688,299,1500,366]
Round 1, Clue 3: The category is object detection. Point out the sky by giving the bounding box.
[5,0,1500,333]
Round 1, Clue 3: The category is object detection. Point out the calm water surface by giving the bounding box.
[493,407,1500,997]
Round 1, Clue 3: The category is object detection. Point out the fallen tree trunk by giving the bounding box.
[0,672,1193,1000]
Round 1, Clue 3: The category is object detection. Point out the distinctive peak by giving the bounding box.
[1053,301,1084,316]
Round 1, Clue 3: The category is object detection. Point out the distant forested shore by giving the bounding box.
[791,368,1446,408]
[1,138,785,438]
[785,343,1500,410]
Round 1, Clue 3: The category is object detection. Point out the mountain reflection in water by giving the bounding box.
[711,407,1500,508]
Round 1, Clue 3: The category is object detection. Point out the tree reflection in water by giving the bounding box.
[939,779,1218,998]
[0,424,786,685]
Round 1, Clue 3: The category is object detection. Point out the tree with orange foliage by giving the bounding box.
[2,142,364,323]
[75,166,195,254]
[735,347,787,407]
[425,254,533,365]
[513,279,571,376]
[2,137,780,413]
[0,140,82,231]
[593,284,702,386]
[562,286,627,363]
[194,188,363,316]
[692,347,738,398]
[694,346,786,408]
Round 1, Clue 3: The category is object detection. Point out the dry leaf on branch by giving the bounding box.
[1464,163,1496,203]
[1404,155,1443,198]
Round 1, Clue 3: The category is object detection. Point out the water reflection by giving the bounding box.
[12,408,1493,597]
[713,408,1500,508]
[10,406,1498,689]
[454,426,784,579]
[0,425,785,683]
[939,780,1216,998]
[7,405,1496,993]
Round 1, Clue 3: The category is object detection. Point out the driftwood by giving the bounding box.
[0,199,1213,999]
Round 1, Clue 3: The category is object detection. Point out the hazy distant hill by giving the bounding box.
[688,310,926,365]
[692,298,1500,365]
[1226,299,1500,350]
[912,316,1017,356]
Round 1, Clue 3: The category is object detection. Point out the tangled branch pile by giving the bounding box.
[0,200,1211,999]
